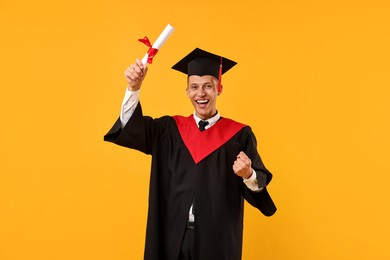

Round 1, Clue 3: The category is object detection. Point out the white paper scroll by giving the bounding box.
[141,24,175,65]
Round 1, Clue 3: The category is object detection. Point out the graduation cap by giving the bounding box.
[171,48,237,92]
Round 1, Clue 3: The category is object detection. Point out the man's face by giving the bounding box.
[186,75,221,120]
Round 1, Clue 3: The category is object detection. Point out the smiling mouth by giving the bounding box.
[196,100,209,105]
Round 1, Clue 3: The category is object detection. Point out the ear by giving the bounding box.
[218,85,223,95]
[186,87,190,97]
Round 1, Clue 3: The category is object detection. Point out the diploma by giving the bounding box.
[139,24,175,65]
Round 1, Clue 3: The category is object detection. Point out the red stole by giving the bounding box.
[173,115,246,164]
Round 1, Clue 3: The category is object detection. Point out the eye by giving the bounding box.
[204,84,212,89]
[190,85,198,90]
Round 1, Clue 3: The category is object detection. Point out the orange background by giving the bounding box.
[1,0,390,259]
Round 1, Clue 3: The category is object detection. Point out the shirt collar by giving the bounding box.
[193,111,221,130]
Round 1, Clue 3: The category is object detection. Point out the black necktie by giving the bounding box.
[198,120,209,131]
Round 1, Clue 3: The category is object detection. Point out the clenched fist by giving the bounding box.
[232,151,253,179]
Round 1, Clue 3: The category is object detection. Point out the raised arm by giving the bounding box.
[105,59,162,155]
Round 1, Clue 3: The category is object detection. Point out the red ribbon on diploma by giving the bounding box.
[138,37,159,64]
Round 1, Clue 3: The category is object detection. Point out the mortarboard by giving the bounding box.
[171,48,237,92]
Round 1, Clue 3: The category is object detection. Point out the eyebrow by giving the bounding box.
[189,81,213,86]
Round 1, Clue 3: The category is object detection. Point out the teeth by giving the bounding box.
[197,100,208,104]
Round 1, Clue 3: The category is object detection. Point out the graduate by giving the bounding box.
[104,48,277,260]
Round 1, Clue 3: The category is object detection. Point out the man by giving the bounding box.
[104,48,276,260]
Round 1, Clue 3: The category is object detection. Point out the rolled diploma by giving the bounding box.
[141,24,175,65]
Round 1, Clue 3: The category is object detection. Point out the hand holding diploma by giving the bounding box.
[124,58,148,91]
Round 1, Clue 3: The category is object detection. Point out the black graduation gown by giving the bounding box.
[104,103,276,260]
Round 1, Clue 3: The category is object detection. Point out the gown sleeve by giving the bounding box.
[104,102,160,155]
[241,127,277,217]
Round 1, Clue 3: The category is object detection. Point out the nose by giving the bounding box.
[197,87,206,96]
